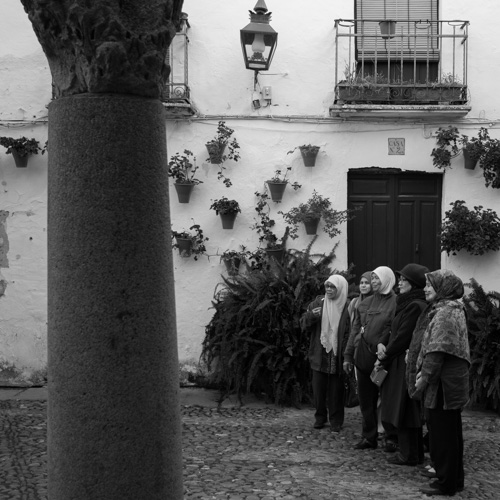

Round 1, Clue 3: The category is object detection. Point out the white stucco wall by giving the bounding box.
[1,0,500,375]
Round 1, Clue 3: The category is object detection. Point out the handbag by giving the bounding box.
[370,366,388,386]
[344,371,359,408]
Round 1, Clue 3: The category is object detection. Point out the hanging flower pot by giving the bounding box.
[379,20,396,39]
[463,148,478,170]
[12,150,30,168]
[173,182,195,203]
[223,256,241,275]
[266,181,287,202]
[299,145,320,167]
[303,217,320,235]
[206,143,226,164]
[265,247,285,261]
[219,212,237,229]
[175,237,193,257]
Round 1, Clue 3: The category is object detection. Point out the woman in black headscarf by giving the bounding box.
[376,263,429,466]
[411,270,470,497]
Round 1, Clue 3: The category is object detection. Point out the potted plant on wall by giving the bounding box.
[209,197,241,229]
[167,149,203,203]
[440,200,500,256]
[478,129,500,188]
[171,221,209,260]
[431,126,487,171]
[205,121,240,188]
[430,126,460,170]
[279,190,353,239]
[0,136,43,168]
[288,144,321,167]
[266,167,302,202]
[220,246,248,276]
[251,190,290,260]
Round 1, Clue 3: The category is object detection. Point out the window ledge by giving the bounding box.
[329,104,471,121]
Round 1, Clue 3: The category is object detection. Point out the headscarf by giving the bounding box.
[372,266,396,295]
[358,271,373,301]
[320,274,348,354]
[426,269,464,301]
[417,269,470,368]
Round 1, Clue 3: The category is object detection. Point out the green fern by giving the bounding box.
[201,238,353,406]
[463,278,500,410]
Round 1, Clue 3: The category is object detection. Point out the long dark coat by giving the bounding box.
[380,291,426,428]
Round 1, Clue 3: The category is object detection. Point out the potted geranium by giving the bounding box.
[279,190,353,239]
[288,144,321,167]
[0,136,43,168]
[209,197,241,229]
[478,130,500,188]
[220,246,248,275]
[460,131,485,170]
[440,200,500,255]
[430,126,460,170]
[250,190,290,261]
[167,149,202,203]
[205,121,240,187]
[266,167,302,202]
[171,222,209,260]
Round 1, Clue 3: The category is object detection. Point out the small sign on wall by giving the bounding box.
[388,138,405,155]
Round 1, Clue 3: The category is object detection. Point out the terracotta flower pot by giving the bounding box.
[206,143,226,164]
[223,257,241,275]
[303,217,320,235]
[219,212,237,229]
[463,149,478,170]
[174,182,195,203]
[379,20,396,39]
[299,147,319,167]
[266,181,287,202]
[265,247,285,261]
[175,237,193,257]
[12,150,29,168]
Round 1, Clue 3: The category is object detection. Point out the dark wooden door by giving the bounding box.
[347,170,442,280]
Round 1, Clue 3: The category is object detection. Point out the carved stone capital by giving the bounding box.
[21,0,183,99]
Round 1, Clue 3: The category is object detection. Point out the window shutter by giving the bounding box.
[355,0,438,60]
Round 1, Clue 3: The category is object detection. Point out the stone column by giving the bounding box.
[20,1,184,498]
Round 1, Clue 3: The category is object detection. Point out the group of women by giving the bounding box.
[301,265,470,497]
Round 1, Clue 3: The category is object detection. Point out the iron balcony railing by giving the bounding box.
[334,19,469,105]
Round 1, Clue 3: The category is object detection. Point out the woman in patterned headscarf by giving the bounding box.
[343,266,397,450]
[412,270,470,497]
[300,274,350,432]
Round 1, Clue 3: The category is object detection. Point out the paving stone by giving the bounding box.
[1,399,499,499]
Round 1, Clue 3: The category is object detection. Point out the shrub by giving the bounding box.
[440,200,500,256]
[201,238,352,406]
[463,279,500,411]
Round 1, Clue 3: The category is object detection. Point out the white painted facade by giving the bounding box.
[1,0,499,379]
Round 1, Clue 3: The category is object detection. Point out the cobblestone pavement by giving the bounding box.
[1,398,499,499]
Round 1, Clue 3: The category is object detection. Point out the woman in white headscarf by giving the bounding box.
[300,274,350,432]
[343,266,397,450]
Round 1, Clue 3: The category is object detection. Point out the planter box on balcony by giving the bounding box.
[339,83,467,105]
[336,84,390,104]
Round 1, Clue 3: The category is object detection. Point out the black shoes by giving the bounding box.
[354,438,377,450]
[330,424,342,433]
[384,440,398,453]
[313,421,325,429]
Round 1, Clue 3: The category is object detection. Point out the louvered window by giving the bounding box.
[355,0,439,61]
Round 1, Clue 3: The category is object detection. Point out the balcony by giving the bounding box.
[330,18,471,121]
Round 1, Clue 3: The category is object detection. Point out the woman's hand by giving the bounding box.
[415,371,426,392]
[343,361,353,374]
[377,343,386,360]
[312,307,321,317]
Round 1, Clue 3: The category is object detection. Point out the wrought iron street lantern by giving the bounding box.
[240,0,278,72]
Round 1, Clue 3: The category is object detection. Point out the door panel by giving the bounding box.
[348,171,442,281]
